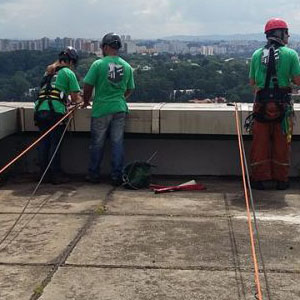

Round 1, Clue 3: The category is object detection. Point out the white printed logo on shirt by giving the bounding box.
[107,63,124,84]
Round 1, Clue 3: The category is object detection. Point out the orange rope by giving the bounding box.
[0,104,80,176]
[234,104,263,300]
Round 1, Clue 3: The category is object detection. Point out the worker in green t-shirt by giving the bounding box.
[83,33,135,185]
[249,18,300,190]
[35,47,82,184]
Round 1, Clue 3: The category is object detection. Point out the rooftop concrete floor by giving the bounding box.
[0,177,300,300]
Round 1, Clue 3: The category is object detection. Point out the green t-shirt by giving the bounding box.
[249,45,300,88]
[84,56,135,118]
[35,67,80,114]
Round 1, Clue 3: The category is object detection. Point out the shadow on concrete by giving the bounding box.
[226,190,289,211]
[224,193,247,300]
[223,178,299,211]
[0,174,111,198]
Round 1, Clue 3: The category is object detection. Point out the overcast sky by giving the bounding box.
[1,0,300,39]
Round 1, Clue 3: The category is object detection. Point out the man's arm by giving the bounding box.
[124,89,133,100]
[292,75,300,86]
[47,60,60,74]
[249,79,257,93]
[82,83,94,108]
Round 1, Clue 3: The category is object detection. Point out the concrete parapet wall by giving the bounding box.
[1,102,300,176]
[2,102,300,137]
[1,133,300,177]
[0,106,19,140]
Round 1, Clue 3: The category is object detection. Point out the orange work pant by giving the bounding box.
[250,120,290,182]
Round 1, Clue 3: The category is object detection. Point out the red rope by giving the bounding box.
[234,104,263,300]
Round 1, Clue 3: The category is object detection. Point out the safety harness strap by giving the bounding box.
[264,46,278,90]
[35,66,68,113]
[255,45,291,122]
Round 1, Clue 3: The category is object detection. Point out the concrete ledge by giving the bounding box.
[0,106,18,139]
[2,102,300,137]
[160,103,239,134]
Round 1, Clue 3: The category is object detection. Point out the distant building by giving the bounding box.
[200,46,214,56]
[124,41,137,54]
[82,40,92,52]
[136,45,147,54]
[63,37,74,48]
[169,41,189,54]
[54,37,64,50]
[213,46,227,55]
[75,38,85,51]
[0,35,278,56]
[41,37,50,50]
[93,40,101,52]
[190,47,200,55]
[0,39,10,51]
[154,41,170,53]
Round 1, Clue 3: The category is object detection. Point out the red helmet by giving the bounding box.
[264,18,288,33]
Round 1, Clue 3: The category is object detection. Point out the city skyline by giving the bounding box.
[3,35,300,57]
[1,1,300,39]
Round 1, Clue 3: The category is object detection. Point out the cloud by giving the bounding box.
[0,0,50,38]
[0,0,46,21]
[0,0,300,39]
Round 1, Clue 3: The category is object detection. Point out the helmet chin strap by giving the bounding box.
[267,29,288,46]
[267,36,285,46]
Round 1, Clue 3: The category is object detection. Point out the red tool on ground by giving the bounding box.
[150,180,206,194]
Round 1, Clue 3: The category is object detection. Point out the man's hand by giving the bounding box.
[81,101,91,109]
[70,92,83,104]
[293,75,300,86]
[83,83,94,109]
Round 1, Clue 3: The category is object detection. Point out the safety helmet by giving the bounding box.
[59,46,79,64]
[264,18,288,33]
[101,33,122,50]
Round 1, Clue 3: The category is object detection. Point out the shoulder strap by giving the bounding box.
[264,45,279,89]
[55,66,68,72]
[40,66,68,89]
[40,74,52,89]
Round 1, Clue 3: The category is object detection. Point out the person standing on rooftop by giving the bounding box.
[34,47,82,184]
[249,18,300,190]
[83,33,135,186]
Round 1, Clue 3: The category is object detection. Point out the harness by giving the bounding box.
[35,66,68,114]
[122,161,154,190]
[254,44,291,123]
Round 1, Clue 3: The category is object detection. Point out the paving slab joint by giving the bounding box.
[29,187,115,300]
[105,212,230,218]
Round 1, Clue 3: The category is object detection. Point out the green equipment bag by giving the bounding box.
[122,161,154,190]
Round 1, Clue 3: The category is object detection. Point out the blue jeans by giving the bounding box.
[38,122,65,176]
[88,112,126,180]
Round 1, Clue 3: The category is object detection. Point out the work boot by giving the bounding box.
[0,177,7,187]
[276,181,289,190]
[35,172,52,184]
[111,177,123,187]
[251,181,265,190]
[51,173,71,185]
[85,174,101,184]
